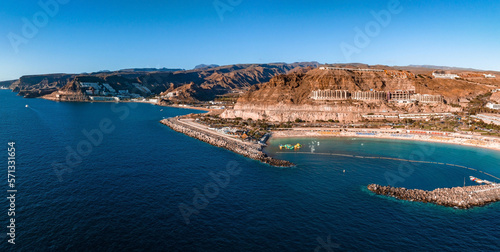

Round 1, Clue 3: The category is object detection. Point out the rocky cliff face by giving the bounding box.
[221,68,490,122]
[490,92,500,103]
[222,102,458,122]
[11,62,319,100]
[236,68,494,105]
[0,80,16,88]
[43,81,88,101]
[11,74,75,97]
[154,63,319,101]
[222,103,390,122]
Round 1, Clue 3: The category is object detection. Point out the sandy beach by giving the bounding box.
[270,128,500,152]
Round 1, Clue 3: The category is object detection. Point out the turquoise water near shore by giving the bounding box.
[1,90,499,251]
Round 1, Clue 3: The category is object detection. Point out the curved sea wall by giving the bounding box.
[368,184,500,209]
[161,118,294,167]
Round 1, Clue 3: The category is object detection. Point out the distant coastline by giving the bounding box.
[39,94,212,112]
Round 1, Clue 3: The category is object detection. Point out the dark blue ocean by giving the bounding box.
[0,89,499,251]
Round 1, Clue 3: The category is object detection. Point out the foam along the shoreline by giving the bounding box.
[160,117,294,167]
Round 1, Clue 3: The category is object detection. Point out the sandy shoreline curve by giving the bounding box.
[270,128,500,152]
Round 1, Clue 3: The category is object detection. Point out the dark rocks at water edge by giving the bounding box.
[368,184,500,209]
[161,118,295,167]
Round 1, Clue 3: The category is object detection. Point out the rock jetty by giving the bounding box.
[368,184,500,209]
[161,118,295,167]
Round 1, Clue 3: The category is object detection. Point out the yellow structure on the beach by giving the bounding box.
[279,143,302,150]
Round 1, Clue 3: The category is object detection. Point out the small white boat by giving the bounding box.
[25,105,29,108]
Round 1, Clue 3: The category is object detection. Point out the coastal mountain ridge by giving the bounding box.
[221,66,500,122]
[237,67,499,105]
[6,62,500,104]
[9,62,320,100]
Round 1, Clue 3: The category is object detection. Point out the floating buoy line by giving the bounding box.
[275,151,500,182]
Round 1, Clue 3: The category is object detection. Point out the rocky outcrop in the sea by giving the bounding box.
[161,118,294,167]
[368,184,500,209]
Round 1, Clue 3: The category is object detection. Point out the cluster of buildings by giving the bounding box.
[208,101,226,110]
[311,89,443,104]
[471,114,500,125]
[163,91,179,98]
[433,71,496,79]
[132,83,151,93]
[80,82,152,101]
[432,71,460,79]
[486,103,500,110]
[362,113,454,121]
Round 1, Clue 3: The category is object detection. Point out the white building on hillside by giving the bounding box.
[103,83,116,93]
[484,74,496,78]
[432,71,459,79]
[80,82,100,89]
[486,102,500,110]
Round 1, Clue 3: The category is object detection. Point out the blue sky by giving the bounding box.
[0,0,499,80]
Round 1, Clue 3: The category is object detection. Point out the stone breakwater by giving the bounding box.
[161,118,295,167]
[368,184,500,209]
